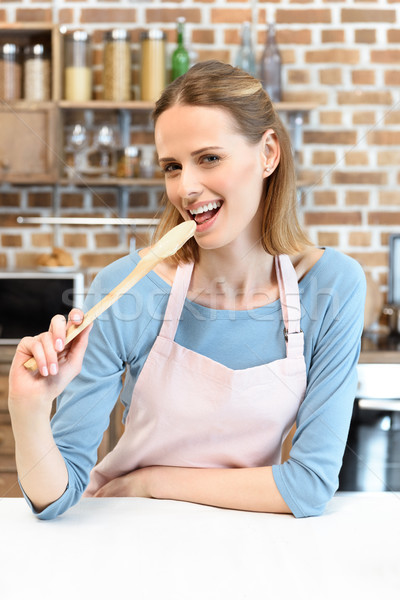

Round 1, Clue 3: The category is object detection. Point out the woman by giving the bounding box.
[8,61,365,519]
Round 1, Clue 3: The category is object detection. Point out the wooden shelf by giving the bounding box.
[59,177,164,187]
[58,100,155,111]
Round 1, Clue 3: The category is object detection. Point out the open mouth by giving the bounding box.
[188,200,223,225]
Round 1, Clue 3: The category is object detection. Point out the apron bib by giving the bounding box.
[84,255,306,496]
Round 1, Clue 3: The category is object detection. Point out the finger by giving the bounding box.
[67,308,84,327]
[41,331,59,376]
[29,337,50,377]
[49,314,68,353]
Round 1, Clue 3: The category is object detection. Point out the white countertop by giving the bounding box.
[1,492,399,600]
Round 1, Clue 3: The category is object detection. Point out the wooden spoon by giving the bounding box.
[24,220,196,371]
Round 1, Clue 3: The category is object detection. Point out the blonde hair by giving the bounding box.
[152,60,311,263]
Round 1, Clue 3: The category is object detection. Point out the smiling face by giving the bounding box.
[155,104,270,254]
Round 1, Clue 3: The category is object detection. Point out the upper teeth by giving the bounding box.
[189,201,221,216]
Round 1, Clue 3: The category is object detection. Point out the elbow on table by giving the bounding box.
[273,461,338,518]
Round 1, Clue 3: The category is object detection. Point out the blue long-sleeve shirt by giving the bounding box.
[23,247,366,519]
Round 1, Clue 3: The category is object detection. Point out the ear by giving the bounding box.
[260,129,280,178]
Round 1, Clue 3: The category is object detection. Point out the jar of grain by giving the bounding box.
[23,44,51,101]
[0,43,22,101]
[140,29,166,102]
[116,145,140,178]
[103,29,131,101]
[64,30,92,101]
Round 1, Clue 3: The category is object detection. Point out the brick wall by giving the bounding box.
[1,0,400,313]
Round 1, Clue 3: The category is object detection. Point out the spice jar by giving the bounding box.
[140,29,166,102]
[0,43,22,101]
[64,30,92,101]
[103,29,131,101]
[116,146,140,178]
[24,44,51,101]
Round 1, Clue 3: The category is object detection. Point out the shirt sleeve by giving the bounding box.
[272,257,366,517]
[26,253,165,520]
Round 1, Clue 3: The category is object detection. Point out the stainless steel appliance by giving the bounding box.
[339,361,400,492]
[0,271,84,344]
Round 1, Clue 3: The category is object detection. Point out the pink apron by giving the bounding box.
[84,255,307,496]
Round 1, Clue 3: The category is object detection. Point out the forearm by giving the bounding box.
[149,465,292,514]
[10,407,68,512]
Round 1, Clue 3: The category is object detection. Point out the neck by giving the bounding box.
[189,244,278,311]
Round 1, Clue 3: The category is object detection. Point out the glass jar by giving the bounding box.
[116,146,140,178]
[103,29,131,101]
[0,43,22,101]
[64,30,92,101]
[140,29,166,102]
[23,44,51,101]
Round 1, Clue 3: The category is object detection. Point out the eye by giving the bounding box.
[161,163,181,175]
[201,155,220,166]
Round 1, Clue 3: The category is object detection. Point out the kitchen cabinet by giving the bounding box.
[0,345,125,498]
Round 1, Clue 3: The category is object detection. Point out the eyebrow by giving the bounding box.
[158,146,224,163]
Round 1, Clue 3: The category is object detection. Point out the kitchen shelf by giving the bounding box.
[17,216,160,226]
[59,177,164,187]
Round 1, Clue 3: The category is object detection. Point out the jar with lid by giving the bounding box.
[24,44,51,101]
[140,29,166,102]
[103,29,131,101]
[64,30,92,101]
[0,43,22,101]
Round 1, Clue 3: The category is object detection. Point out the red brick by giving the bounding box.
[31,233,53,248]
[304,211,362,226]
[352,111,376,125]
[348,232,372,247]
[377,151,400,166]
[15,8,52,22]
[64,233,88,248]
[355,29,376,44]
[320,111,342,125]
[306,49,359,64]
[81,9,137,24]
[303,130,357,145]
[385,70,400,85]
[319,68,342,85]
[352,70,375,85]
[276,29,312,45]
[384,111,400,125]
[276,9,331,24]
[287,69,310,84]
[318,232,339,247]
[338,91,392,105]
[321,29,345,43]
[369,212,400,225]
[341,9,396,23]
[27,193,52,208]
[312,151,336,165]
[379,191,400,205]
[387,29,400,43]
[367,131,400,145]
[313,190,337,205]
[0,193,20,207]
[193,29,215,44]
[371,50,400,63]
[349,252,388,268]
[332,171,387,185]
[345,151,369,166]
[1,235,22,247]
[211,9,251,23]
[345,191,370,205]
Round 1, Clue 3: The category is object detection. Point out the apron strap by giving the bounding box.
[275,255,304,358]
[158,262,194,341]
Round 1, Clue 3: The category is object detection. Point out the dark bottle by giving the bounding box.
[260,21,282,102]
[171,17,190,80]
[234,21,256,77]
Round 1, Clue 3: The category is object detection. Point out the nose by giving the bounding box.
[177,165,203,205]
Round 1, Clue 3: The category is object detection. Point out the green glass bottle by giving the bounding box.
[171,17,189,80]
